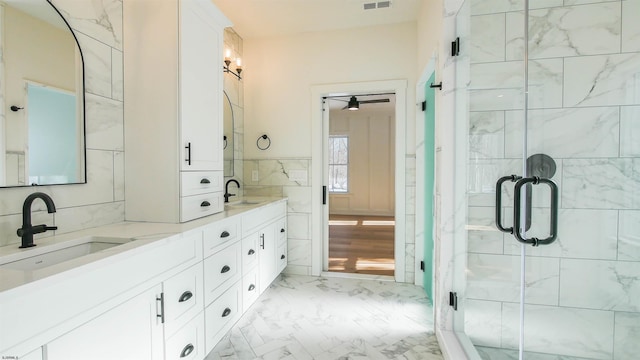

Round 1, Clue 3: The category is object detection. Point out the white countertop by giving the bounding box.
[0,197,286,295]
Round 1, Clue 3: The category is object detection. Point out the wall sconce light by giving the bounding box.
[224,48,242,80]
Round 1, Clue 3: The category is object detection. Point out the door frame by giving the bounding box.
[311,79,407,281]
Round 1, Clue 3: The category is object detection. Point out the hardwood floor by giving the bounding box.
[328,214,395,276]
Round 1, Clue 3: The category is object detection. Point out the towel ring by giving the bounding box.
[257,134,271,150]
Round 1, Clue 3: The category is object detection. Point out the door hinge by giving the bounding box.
[451,37,460,57]
[449,291,458,311]
[156,293,165,323]
[420,260,425,271]
[421,101,426,112]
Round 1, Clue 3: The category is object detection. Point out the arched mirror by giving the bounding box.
[223,90,234,177]
[1,0,85,187]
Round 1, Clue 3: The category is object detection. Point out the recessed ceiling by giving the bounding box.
[211,0,422,39]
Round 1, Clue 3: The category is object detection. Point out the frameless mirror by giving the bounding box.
[223,90,234,177]
[1,0,85,187]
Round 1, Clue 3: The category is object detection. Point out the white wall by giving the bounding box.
[328,107,395,216]
[0,0,124,247]
[242,21,418,279]
[244,22,417,159]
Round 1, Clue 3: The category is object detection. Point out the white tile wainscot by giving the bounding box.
[0,198,287,360]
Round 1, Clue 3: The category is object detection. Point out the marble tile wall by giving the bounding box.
[463,0,640,358]
[0,0,124,247]
[243,158,313,275]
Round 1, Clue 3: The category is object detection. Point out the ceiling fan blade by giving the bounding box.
[359,99,390,104]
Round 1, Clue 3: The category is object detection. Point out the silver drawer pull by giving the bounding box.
[180,343,194,358]
[178,291,193,303]
[222,307,231,317]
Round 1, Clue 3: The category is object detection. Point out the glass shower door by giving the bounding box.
[462,0,640,358]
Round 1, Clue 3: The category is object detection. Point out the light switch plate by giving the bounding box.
[252,170,259,182]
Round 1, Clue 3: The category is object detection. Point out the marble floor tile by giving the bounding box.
[205,275,441,360]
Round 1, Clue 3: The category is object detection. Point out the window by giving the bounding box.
[329,136,349,192]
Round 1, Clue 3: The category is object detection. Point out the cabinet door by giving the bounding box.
[258,225,277,292]
[47,285,163,360]
[180,1,223,171]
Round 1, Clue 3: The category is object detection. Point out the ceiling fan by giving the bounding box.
[336,95,391,110]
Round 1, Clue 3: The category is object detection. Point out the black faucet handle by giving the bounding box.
[28,224,57,235]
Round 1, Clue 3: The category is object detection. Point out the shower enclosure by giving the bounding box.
[453,0,640,358]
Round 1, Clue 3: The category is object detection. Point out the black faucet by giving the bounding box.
[224,179,240,203]
[17,192,58,248]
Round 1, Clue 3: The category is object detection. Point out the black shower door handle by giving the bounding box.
[513,176,558,246]
[495,175,522,234]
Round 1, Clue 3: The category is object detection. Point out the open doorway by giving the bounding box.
[324,93,396,276]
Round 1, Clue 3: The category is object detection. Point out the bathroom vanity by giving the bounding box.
[0,199,287,360]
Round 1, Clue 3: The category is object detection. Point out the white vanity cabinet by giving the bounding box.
[123,0,231,223]
[47,285,165,360]
[0,200,288,360]
[240,201,288,295]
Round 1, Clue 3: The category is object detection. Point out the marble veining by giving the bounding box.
[620,106,640,157]
[562,158,640,210]
[618,210,640,261]
[75,32,112,98]
[205,275,442,360]
[470,0,563,16]
[505,3,621,60]
[84,94,124,151]
[469,111,505,159]
[560,259,640,312]
[466,253,560,305]
[52,0,123,51]
[501,303,614,359]
[470,14,506,63]
[504,107,620,159]
[563,53,640,107]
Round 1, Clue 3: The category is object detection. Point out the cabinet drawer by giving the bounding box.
[165,312,205,360]
[203,216,240,257]
[241,201,287,236]
[180,192,224,222]
[242,271,259,313]
[204,282,241,353]
[163,263,203,336]
[277,243,287,274]
[181,171,223,197]
[241,234,259,272]
[203,242,241,305]
[275,217,287,246]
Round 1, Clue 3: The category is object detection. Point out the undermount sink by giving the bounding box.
[225,199,264,208]
[0,236,134,271]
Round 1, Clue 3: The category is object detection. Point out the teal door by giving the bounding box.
[423,72,436,302]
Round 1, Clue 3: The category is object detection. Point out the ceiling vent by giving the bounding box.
[363,1,392,10]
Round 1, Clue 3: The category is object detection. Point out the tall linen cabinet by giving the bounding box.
[124,0,231,223]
